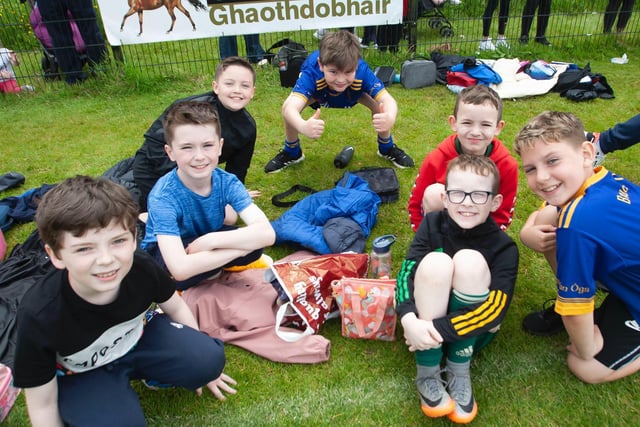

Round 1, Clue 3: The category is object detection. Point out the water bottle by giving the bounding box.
[370,234,396,279]
[334,146,354,168]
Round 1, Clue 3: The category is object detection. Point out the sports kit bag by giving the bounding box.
[339,167,400,203]
[332,277,397,341]
[265,253,369,342]
[400,58,437,89]
[266,38,308,87]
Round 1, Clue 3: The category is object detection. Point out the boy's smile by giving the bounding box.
[213,64,255,112]
[520,140,594,207]
[449,102,504,156]
[46,221,136,305]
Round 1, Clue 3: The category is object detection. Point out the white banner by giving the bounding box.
[98,0,403,46]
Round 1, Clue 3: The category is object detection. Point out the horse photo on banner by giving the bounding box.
[96,0,403,45]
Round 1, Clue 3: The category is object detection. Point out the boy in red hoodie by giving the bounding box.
[407,85,518,232]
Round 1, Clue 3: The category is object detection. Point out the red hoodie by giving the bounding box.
[408,134,518,232]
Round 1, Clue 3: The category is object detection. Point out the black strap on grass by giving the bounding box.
[271,185,318,207]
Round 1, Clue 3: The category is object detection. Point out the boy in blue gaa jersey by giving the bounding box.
[396,155,518,423]
[519,112,640,335]
[264,30,414,173]
[13,176,235,427]
[515,111,640,384]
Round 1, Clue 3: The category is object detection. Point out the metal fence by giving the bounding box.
[1,0,638,87]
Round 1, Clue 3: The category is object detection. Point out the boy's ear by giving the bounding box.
[581,140,595,167]
[212,80,219,94]
[490,193,503,213]
[448,115,457,131]
[44,244,66,270]
[493,120,505,135]
[164,144,176,162]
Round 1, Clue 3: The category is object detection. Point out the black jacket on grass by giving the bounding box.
[396,210,519,342]
[132,91,256,211]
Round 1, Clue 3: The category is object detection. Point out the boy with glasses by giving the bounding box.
[397,155,519,423]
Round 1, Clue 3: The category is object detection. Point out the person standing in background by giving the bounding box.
[519,0,553,46]
[38,0,106,84]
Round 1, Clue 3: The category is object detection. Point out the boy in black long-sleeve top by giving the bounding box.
[396,155,518,424]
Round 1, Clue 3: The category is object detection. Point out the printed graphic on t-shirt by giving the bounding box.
[56,311,146,373]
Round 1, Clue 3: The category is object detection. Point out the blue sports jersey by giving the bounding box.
[142,168,252,248]
[291,50,387,108]
[555,167,640,322]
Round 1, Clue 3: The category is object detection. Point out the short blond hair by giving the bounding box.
[514,111,586,155]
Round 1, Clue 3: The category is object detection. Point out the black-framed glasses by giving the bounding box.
[445,190,493,204]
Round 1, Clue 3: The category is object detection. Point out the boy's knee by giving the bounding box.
[415,252,453,281]
[452,249,486,270]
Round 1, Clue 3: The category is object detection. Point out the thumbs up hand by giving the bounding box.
[372,102,393,133]
[302,107,325,139]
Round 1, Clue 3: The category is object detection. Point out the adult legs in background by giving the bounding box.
[243,34,265,64]
[482,0,500,38]
[535,0,552,40]
[362,26,377,46]
[220,35,265,64]
[604,0,636,32]
[497,0,511,36]
[614,0,635,32]
[219,35,239,59]
[39,0,105,84]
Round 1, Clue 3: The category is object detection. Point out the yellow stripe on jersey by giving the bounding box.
[557,167,608,228]
[316,78,327,90]
[450,290,507,336]
[558,196,583,228]
[556,297,594,316]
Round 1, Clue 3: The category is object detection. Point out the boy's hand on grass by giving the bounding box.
[302,108,324,139]
[372,103,393,134]
[198,372,238,401]
[247,190,261,198]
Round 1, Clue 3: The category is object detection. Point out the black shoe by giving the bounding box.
[535,36,552,46]
[264,150,305,173]
[519,35,529,44]
[522,298,564,336]
[377,145,414,168]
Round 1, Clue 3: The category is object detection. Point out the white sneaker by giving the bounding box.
[256,58,269,66]
[479,38,496,51]
[449,0,462,5]
[495,37,509,48]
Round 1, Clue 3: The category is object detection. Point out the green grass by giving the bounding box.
[2,43,640,425]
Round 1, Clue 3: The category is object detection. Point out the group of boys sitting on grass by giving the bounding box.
[12,29,640,425]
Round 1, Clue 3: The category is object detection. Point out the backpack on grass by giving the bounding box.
[266,39,307,88]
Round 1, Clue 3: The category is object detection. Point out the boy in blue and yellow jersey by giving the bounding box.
[515,111,640,384]
[264,30,414,173]
[396,155,518,424]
